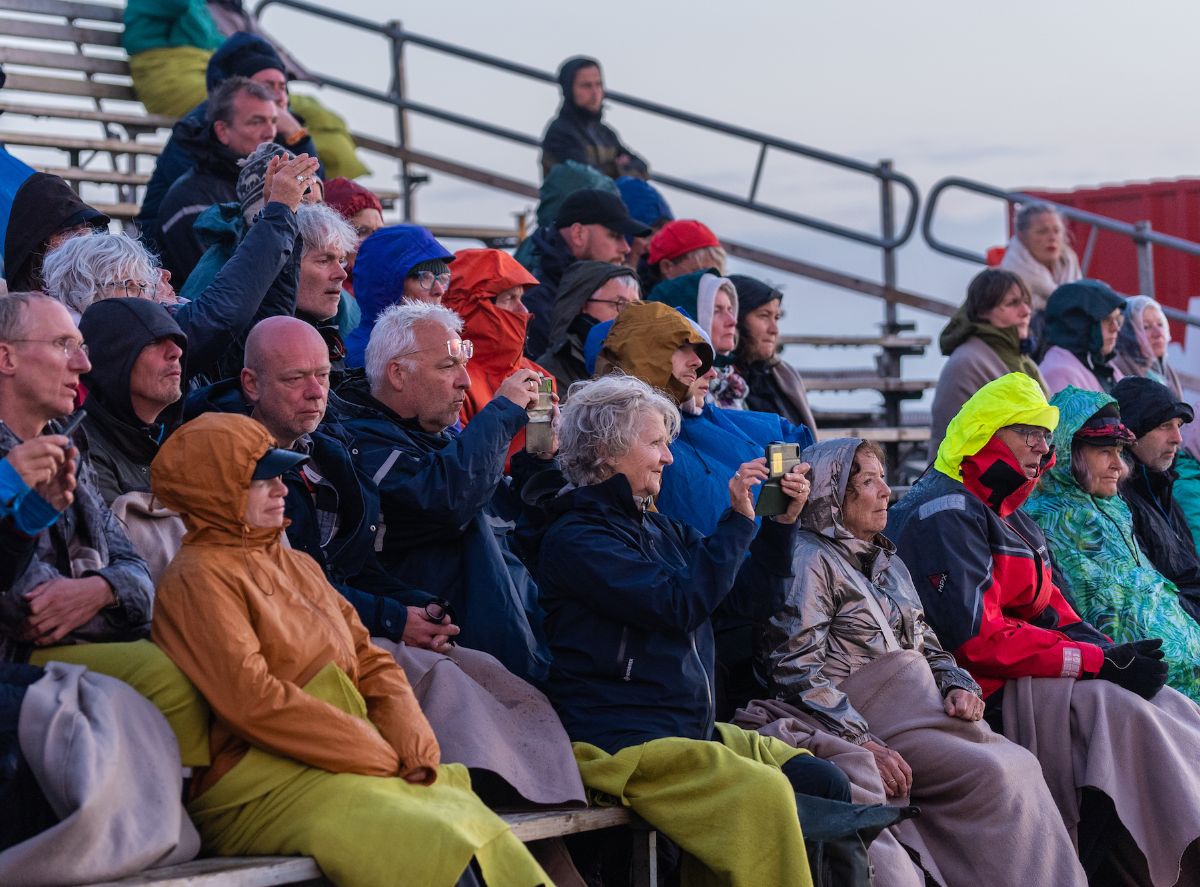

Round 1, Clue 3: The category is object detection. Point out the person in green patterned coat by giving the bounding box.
[1025,385,1200,702]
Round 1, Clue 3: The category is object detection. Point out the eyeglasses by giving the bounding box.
[586,297,635,312]
[1101,314,1125,332]
[423,598,455,625]
[102,278,160,299]
[8,337,89,360]
[396,338,474,363]
[408,270,452,292]
[1008,425,1053,448]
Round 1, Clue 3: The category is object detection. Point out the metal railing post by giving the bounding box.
[387,20,414,221]
[879,160,901,474]
[1135,220,1155,297]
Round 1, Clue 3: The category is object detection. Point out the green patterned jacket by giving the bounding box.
[1024,386,1200,702]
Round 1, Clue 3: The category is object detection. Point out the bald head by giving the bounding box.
[241,316,332,446]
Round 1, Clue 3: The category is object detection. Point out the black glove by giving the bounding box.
[1096,639,1168,699]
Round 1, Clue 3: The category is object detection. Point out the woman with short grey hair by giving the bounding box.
[999,202,1083,313]
[41,233,179,319]
[530,373,853,885]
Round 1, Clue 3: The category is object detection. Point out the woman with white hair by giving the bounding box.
[1111,294,1184,399]
[290,202,358,386]
[528,373,871,885]
[40,232,181,321]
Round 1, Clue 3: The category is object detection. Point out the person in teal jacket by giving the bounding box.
[1024,386,1200,702]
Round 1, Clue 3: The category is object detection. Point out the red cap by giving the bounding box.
[647,219,720,265]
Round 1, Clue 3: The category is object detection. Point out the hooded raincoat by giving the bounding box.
[539,56,644,179]
[1023,387,1200,702]
[441,248,554,461]
[511,160,617,275]
[149,413,548,887]
[3,173,109,292]
[536,260,634,391]
[887,374,1111,699]
[345,225,453,367]
[762,438,980,744]
[929,303,1046,456]
[1038,280,1126,395]
[78,299,188,505]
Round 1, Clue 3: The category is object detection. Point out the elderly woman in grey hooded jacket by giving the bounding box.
[741,438,1088,887]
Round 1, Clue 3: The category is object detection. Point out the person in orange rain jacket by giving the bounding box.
[443,248,557,464]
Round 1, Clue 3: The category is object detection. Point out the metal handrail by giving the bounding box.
[254,0,920,250]
[922,175,1200,327]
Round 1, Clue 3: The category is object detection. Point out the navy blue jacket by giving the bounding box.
[532,473,795,753]
[334,376,551,683]
[522,225,578,360]
[185,378,426,640]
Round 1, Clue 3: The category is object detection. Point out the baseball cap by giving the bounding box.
[554,189,650,238]
[647,219,720,265]
[252,447,309,480]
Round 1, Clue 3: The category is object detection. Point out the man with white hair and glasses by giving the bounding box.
[0,292,152,662]
[336,301,552,683]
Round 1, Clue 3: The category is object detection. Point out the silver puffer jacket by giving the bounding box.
[758,438,980,744]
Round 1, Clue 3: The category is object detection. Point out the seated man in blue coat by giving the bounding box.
[186,316,456,650]
[336,301,552,684]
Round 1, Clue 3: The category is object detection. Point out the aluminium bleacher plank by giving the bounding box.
[0,99,174,130]
[802,377,935,393]
[0,0,123,23]
[0,16,123,46]
[40,165,149,186]
[87,856,325,887]
[2,71,137,101]
[501,806,631,842]
[816,426,931,443]
[0,131,161,155]
[778,333,932,349]
[0,45,131,77]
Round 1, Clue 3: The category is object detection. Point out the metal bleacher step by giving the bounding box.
[0,130,162,156]
[0,100,175,131]
[779,333,931,350]
[40,165,150,186]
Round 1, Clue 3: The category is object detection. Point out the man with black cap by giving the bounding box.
[77,299,187,506]
[540,56,646,179]
[522,188,650,358]
[1114,375,1200,624]
[4,173,109,292]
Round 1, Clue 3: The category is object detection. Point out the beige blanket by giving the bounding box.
[0,661,199,885]
[742,650,1087,887]
[1002,677,1200,886]
[376,639,586,807]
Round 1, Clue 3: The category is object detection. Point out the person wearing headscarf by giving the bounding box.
[1037,279,1126,394]
[149,412,549,886]
[729,274,818,433]
[539,56,646,179]
[1024,386,1200,702]
[742,437,1086,887]
[536,260,640,391]
[888,374,1200,882]
[998,203,1083,314]
[649,268,748,409]
[929,268,1045,455]
[1111,294,1184,399]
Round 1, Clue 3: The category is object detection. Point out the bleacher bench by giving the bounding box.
[89,806,655,886]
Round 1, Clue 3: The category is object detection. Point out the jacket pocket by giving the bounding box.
[616,626,634,681]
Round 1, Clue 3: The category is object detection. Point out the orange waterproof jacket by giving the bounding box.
[443,249,555,460]
[150,413,439,796]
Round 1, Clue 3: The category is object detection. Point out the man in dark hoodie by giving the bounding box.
[522,188,648,359]
[76,299,187,505]
[540,56,645,179]
[136,31,320,257]
[1113,376,1200,625]
[537,260,639,391]
[156,76,279,287]
[3,173,109,292]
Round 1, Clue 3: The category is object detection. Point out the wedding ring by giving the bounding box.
[296,174,307,183]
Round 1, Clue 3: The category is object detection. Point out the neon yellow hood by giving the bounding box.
[934,372,1059,481]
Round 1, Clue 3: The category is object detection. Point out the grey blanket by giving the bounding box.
[1002,676,1200,886]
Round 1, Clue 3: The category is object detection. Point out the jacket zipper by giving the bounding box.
[691,633,714,736]
[616,626,632,681]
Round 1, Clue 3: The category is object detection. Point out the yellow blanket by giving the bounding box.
[572,723,813,887]
[129,47,212,118]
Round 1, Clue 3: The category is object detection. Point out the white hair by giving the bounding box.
[559,373,680,487]
[40,233,157,316]
[297,203,357,260]
[365,300,464,394]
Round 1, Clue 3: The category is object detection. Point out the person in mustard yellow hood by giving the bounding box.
[888,374,1200,882]
[149,412,549,887]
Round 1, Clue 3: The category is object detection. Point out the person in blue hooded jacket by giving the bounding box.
[344,224,454,368]
[136,32,321,256]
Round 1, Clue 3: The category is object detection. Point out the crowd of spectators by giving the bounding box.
[0,16,1199,887]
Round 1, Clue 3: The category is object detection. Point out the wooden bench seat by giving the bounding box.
[816,426,931,443]
[88,806,647,887]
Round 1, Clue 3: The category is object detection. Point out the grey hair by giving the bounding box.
[0,291,57,341]
[207,76,275,126]
[297,203,358,260]
[1070,441,1130,495]
[558,373,680,487]
[365,300,464,394]
[41,233,157,315]
[669,244,728,275]
[1014,202,1063,234]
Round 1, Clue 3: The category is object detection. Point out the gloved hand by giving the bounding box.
[1096,639,1168,699]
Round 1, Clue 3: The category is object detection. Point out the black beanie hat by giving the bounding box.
[727,274,783,320]
[1112,376,1194,438]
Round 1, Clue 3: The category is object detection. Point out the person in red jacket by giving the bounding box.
[442,249,556,463]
